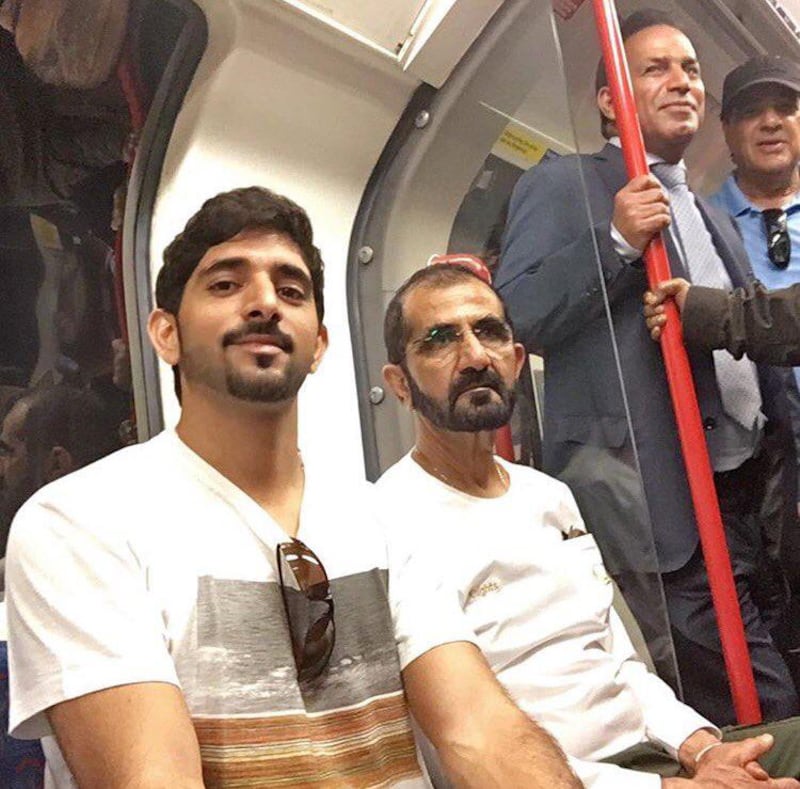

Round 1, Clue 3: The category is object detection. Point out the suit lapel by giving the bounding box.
[696,196,750,289]
[592,143,628,196]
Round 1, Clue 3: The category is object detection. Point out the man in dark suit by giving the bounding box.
[495,8,800,726]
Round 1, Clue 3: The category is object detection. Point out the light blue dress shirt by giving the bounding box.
[710,175,800,391]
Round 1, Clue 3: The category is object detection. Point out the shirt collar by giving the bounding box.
[722,172,800,216]
[607,136,687,171]
[717,175,754,217]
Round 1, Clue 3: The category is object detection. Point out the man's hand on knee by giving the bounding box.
[664,733,800,787]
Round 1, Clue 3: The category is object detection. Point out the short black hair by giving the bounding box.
[595,9,689,139]
[21,384,121,472]
[156,186,325,322]
[383,264,509,365]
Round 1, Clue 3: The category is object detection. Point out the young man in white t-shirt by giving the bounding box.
[376,260,800,789]
[6,187,579,789]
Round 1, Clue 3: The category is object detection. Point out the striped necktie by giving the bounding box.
[652,162,762,430]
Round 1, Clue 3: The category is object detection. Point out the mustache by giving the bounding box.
[222,320,294,352]
[449,368,506,405]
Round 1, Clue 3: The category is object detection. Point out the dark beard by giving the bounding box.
[405,366,514,432]
[224,356,307,403]
[178,318,310,404]
[222,319,305,403]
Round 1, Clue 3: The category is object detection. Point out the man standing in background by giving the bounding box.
[712,56,800,308]
[711,55,800,527]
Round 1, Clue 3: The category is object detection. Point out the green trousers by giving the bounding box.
[602,716,800,778]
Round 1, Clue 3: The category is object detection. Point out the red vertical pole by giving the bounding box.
[589,0,761,723]
[495,424,515,462]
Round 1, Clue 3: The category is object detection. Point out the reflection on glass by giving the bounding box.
[0,30,138,570]
[0,1,188,779]
[0,0,188,556]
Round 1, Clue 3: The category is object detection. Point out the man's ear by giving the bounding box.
[597,86,616,125]
[44,446,74,483]
[383,363,411,409]
[721,122,738,166]
[512,342,526,383]
[147,308,181,366]
[310,325,329,374]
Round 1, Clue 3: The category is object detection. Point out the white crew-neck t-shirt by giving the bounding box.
[376,453,715,789]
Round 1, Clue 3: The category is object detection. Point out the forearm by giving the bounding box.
[609,613,719,760]
[437,708,581,789]
[48,683,205,789]
[403,643,581,788]
[683,282,800,366]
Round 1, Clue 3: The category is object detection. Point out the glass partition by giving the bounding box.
[553,0,800,725]
[349,0,680,692]
[352,0,800,723]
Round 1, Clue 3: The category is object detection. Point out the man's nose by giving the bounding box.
[759,107,782,128]
[668,64,691,92]
[458,330,491,370]
[242,276,280,320]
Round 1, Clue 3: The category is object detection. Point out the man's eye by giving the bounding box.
[209,280,238,293]
[474,320,512,343]
[422,327,459,348]
[279,285,307,301]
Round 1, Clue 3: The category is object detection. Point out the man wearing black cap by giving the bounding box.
[496,9,800,725]
[712,55,800,521]
[712,55,800,287]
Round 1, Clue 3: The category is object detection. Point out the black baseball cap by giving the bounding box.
[721,55,800,120]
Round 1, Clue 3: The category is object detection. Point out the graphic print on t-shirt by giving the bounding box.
[181,568,421,788]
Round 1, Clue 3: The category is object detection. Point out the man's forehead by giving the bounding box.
[626,24,697,60]
[194,229,309,276]
[405,280,504,328]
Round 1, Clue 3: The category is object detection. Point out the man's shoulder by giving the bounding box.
[508,147,617,218]
[502,460,577,499]
[372,454,444,539]
[707,173,739,211]
[374,453,416,494]
[300,464,388,572]
[514,151,593,189]
[11,432,177,536]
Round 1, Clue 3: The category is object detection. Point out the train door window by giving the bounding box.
[0,0,206,560]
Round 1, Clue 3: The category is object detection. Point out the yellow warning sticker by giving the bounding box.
[493,123,549,166]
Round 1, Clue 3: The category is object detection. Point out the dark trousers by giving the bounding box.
[603,716,800,779]
[662,453,800,726]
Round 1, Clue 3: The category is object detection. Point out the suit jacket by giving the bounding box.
[496,143,797,575]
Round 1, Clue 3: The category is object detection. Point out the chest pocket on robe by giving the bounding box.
[462,532,615,663]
